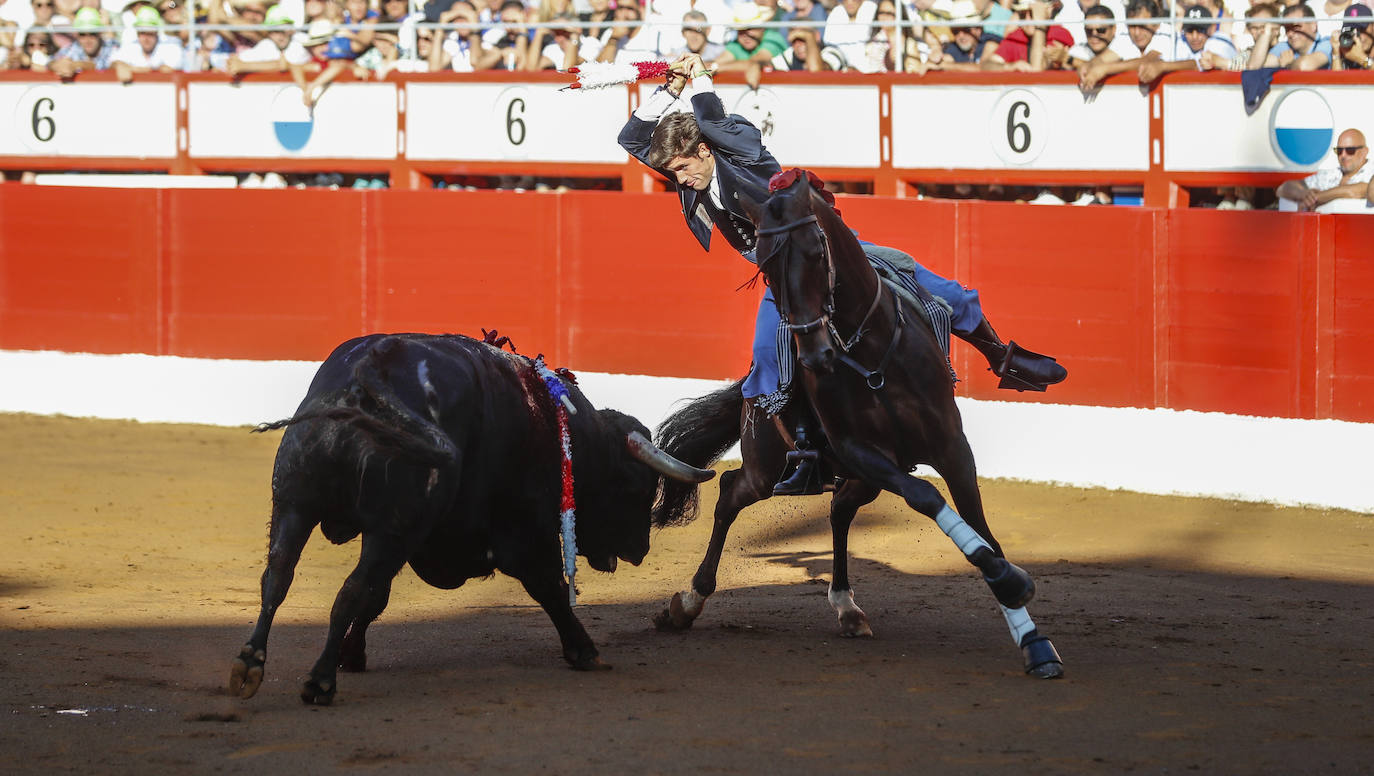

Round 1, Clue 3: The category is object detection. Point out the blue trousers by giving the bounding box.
[742,245,983,401]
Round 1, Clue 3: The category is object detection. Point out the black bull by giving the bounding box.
[228,333,714,705]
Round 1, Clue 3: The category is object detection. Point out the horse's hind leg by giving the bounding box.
[828,478,882,637]
[935,436,1063,679]
[229,503,317,699]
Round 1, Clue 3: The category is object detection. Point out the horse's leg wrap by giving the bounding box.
[1001,605,1063,678]
[937,505,1035,608]
[934,504,992,556]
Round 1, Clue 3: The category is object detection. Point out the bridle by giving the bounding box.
[756,209,903,390]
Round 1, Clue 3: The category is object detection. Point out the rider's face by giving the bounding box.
[666,144,715,191]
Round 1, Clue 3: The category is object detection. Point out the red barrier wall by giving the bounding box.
[2,184,1370,422]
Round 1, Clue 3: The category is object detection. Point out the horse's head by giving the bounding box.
[747,169,844,374]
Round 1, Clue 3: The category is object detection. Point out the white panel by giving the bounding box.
[187,82,397,159]
[1,83,176,158]
[632,83,880,168]
[405,82,627,163]
[891,84,1148,170]
[1164,84,1374,172]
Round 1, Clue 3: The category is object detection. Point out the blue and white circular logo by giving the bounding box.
[1269,88,1333,168]
[270,86,313,152]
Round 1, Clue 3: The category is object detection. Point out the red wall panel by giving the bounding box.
[961,201,1158,408]
[1332,215,1374,422]
[164,189,366,360]
[2,185,1371,423]
[557,192,758,379]
[1165,210,1315,417]
[371,190,561,360]
[0,185,161,354]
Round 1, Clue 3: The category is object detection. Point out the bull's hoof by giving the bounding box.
[838,610,874,638]
[300,677,336,705]
[1021,635,1064,679]
[228,645,265,699]
[651,592,697,632]
[983,558,1036,609]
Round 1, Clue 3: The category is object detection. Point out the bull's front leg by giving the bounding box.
[519,571,609,671]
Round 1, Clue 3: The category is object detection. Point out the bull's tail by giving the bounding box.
[652,377,745,527]
[255,339,457,469]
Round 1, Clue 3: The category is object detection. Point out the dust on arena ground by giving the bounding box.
[1,412,1370,774]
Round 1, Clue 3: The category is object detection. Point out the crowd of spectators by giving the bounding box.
[1,0,1369,202]
[4,0,1372,78]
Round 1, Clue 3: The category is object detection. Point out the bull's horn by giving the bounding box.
[626,431,716,483]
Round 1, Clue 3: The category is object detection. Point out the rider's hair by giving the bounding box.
[649,111,706,169]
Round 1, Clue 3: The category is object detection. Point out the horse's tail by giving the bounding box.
[254,339,458,469]
[652,377,746,527]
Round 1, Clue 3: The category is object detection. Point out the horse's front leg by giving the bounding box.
[833,438,1063,679]
[828,478,881,637]
[934,435,1063,679]
[653,465,771,630]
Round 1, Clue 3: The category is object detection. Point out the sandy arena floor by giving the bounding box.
[1,412,1371,775]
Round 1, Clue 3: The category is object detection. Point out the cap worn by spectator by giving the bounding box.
[732,3,772,27]
[132,6,161,26]
[264,4,293,25]
[303,19,334,45]
[1182,4,1210,30]
[122,0,154,13]
[1343,3,1372,31]
[72,7,103,28]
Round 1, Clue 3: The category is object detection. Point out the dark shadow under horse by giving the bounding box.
[652,170,1063,678]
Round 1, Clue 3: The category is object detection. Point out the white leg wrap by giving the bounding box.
[679,589,705,617]
[935,505,993,556]
[999,604,1037,645]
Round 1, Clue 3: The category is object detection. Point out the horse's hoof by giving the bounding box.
[228,645,264,699]
[1021,636,1063,679]
[652,592,696,631]
[569,655,612,672]
[838,611,873,638]
[300,677,336,705]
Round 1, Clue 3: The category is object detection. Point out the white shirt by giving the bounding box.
[442,34,476,73]
[824,0,875,70]
[1055,0,1127,46]
[1069,31,1169,61]
[239,37,310,65]
[1170,32,1236,61]
[113,37,186,70]
[540,34,605,69]
[651,0,733,45]
[1304,160,1373,191]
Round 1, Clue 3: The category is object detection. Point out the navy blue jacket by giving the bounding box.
[617,89,782,259]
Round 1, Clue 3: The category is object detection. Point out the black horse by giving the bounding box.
[652,170,1062,678]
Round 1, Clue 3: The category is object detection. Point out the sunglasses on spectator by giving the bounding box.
[1334,145,1365,155]
[1086,25,1112,35]
[32,1,54,6]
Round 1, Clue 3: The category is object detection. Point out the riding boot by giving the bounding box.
[773,421,825,497]
[958,316,1068,392]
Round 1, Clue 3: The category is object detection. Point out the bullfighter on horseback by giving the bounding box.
[617,52,1067,496]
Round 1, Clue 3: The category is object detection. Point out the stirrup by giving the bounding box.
[773,449,825,496]
[994,341,1067,393]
